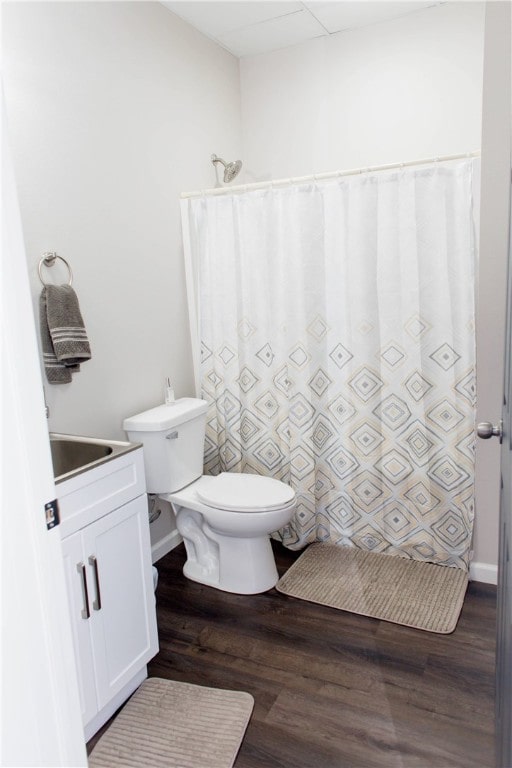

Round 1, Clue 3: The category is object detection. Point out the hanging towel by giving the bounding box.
[40,284,91,384]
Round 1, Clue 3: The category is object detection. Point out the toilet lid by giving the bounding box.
[196,473,295,512]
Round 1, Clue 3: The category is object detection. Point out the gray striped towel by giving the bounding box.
[40,285,92,384]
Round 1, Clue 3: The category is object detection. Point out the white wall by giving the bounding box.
[2,1,241,442]
[240,2,484,179]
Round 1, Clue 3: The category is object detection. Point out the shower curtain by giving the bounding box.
[182,160,476,569]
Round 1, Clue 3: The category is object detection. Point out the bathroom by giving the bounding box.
[1,1,510,766]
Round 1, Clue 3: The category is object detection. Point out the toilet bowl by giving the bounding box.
[123,398,296,594]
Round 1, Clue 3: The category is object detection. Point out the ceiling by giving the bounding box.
[161,1,443,58]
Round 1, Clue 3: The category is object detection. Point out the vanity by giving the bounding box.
[51,433,159,741]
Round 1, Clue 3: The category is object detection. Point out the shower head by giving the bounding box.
[211,154,242,183]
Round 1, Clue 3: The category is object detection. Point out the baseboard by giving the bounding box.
[151,531,498,583]
[151,529,182,564]
[469,561,498,585]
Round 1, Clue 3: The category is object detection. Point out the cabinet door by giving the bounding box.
[83,495,158,709]
[60,531,98,725]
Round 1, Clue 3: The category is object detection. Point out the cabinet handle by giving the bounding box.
[77,562,90,620]
[88,555,102,611]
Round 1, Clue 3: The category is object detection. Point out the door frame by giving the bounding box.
[1,87,86,767]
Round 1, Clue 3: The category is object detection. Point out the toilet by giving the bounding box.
[123,398,296,594]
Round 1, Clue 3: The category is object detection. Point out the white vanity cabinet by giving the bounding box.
[58,446,158,741]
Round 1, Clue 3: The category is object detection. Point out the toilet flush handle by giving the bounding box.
[166,431,179,440]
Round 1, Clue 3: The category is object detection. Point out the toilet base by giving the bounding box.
[176,507,279,594]
[185,532,279,594]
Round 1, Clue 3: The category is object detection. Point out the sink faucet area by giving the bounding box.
[50,433,141,483]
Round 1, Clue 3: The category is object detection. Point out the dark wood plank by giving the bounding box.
[144,542,496,767]
[88,542,496,766]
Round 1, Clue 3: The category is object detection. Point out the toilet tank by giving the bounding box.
[123,398,208,494]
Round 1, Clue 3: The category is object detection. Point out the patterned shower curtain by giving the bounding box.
[183,160,476,569]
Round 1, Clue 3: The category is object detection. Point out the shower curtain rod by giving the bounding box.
[181,150,480,199]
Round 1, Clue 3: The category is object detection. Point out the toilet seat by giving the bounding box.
[196,472,295,513]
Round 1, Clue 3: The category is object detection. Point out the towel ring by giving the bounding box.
[38,252,73,286]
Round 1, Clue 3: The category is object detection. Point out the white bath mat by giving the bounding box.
[88,677,254,768]
[276,543,469,634]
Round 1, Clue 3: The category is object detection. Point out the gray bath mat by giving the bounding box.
[276,543,469,633]
[88,677,254,768]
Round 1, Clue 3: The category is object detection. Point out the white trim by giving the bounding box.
[1,85,87,766]
[469,561,498,584]
[151,529,182,564]
[181,151,481,199]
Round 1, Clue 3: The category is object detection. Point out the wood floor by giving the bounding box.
[146,542,496,768]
